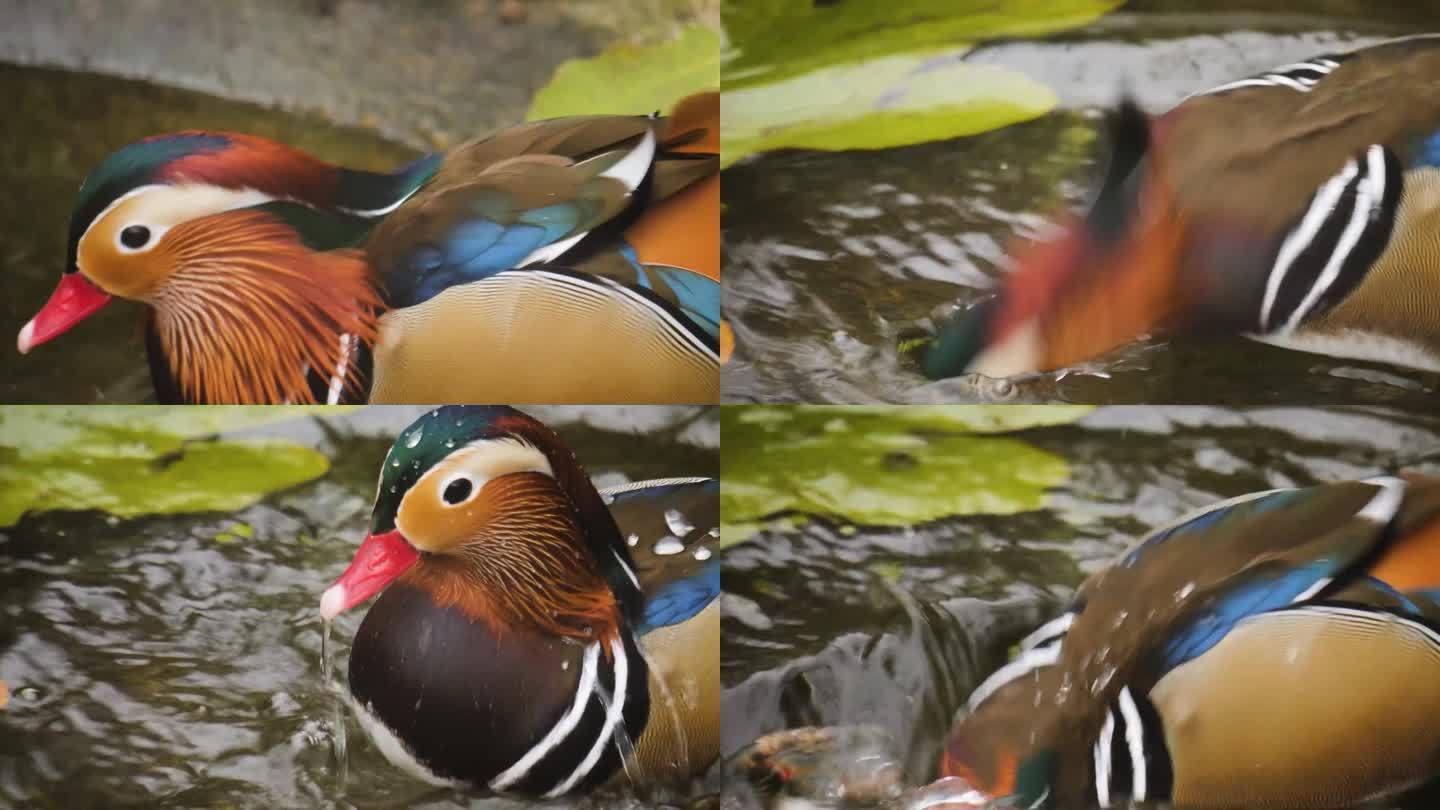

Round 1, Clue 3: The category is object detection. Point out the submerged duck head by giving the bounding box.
[924,100,1189,381]
[321,405,644,641]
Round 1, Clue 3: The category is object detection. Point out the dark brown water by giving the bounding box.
[0,405,719,808]
[720,3,1440,404]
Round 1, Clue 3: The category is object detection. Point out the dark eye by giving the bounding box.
[442,477,473,505]
[120,225,151,249]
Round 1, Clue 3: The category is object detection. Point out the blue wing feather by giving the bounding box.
[1122,489,1301,568]
[639,558,719,635]
[618,245,720,342]
[1157,559,1337,671]
[649,266,720,341]
[396,192,600,307]
[1410,131,1440,169]
[1149,487,1401,674]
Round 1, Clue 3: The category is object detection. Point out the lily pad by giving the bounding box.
[0,406,340,527]
[789,405,1093,433]
[720,0,1122,165]
[527,25,720,120]
[721,406,1079,539]
[723,56,1057,167]
[723,0,1124,90]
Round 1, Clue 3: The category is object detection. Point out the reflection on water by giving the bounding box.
[0,406,718,808]
[0,64,417,404]
[721,405,1440,807]
[721,4,1440,404]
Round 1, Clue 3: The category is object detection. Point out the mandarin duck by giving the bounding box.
[924,35,1440,382]
[17,93,719,404]
[319,406,718,797]
[928,474,1440,809]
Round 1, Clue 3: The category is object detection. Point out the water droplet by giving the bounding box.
[707,527,720,538]
[626,533,640,547]
[445,439,455,449]
[390,460,399,468]
[664,508,694,536]
[562,660,570,671]
[404,427,423,448]
[1176,582,1196,601]
[694,547,712,561]
[654,536,685,556]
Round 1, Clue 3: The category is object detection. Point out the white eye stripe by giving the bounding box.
[393,437,554,546]
[78,184,276,265]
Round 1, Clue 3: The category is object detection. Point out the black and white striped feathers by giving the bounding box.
[1255,144,1404,335]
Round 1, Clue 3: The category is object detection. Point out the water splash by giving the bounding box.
[640,646,690,782]
[321,619,332,683]
[321,619,349,792]
[596,684,642,787]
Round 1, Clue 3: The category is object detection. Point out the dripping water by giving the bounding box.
[596,684,642,788]
[322,618,349,791]
[640,646,691,782]
[321,618,332,683]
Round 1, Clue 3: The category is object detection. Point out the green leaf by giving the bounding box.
[0,406,340,527]
[528,25,720,120]
[723,0,1123,90]
[721,406,1083,538]
[720,0,1122,164]
[785,405,1093,433]
[723,56,1056,167]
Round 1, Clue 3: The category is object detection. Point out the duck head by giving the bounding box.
[924,101,1191,380]
[321,405,644,641]
[19,131,384,403]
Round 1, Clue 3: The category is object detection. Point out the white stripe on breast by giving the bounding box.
[1094,709,1115,808]
[1260,158,1359,332]
[965,644,1060,712]
[1117,687,1148,801]
[489,641,601,791]
[1282,146,1387,332]
[545,635,631,796]
[350,697,463,788]
[1020,612,1075,651]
